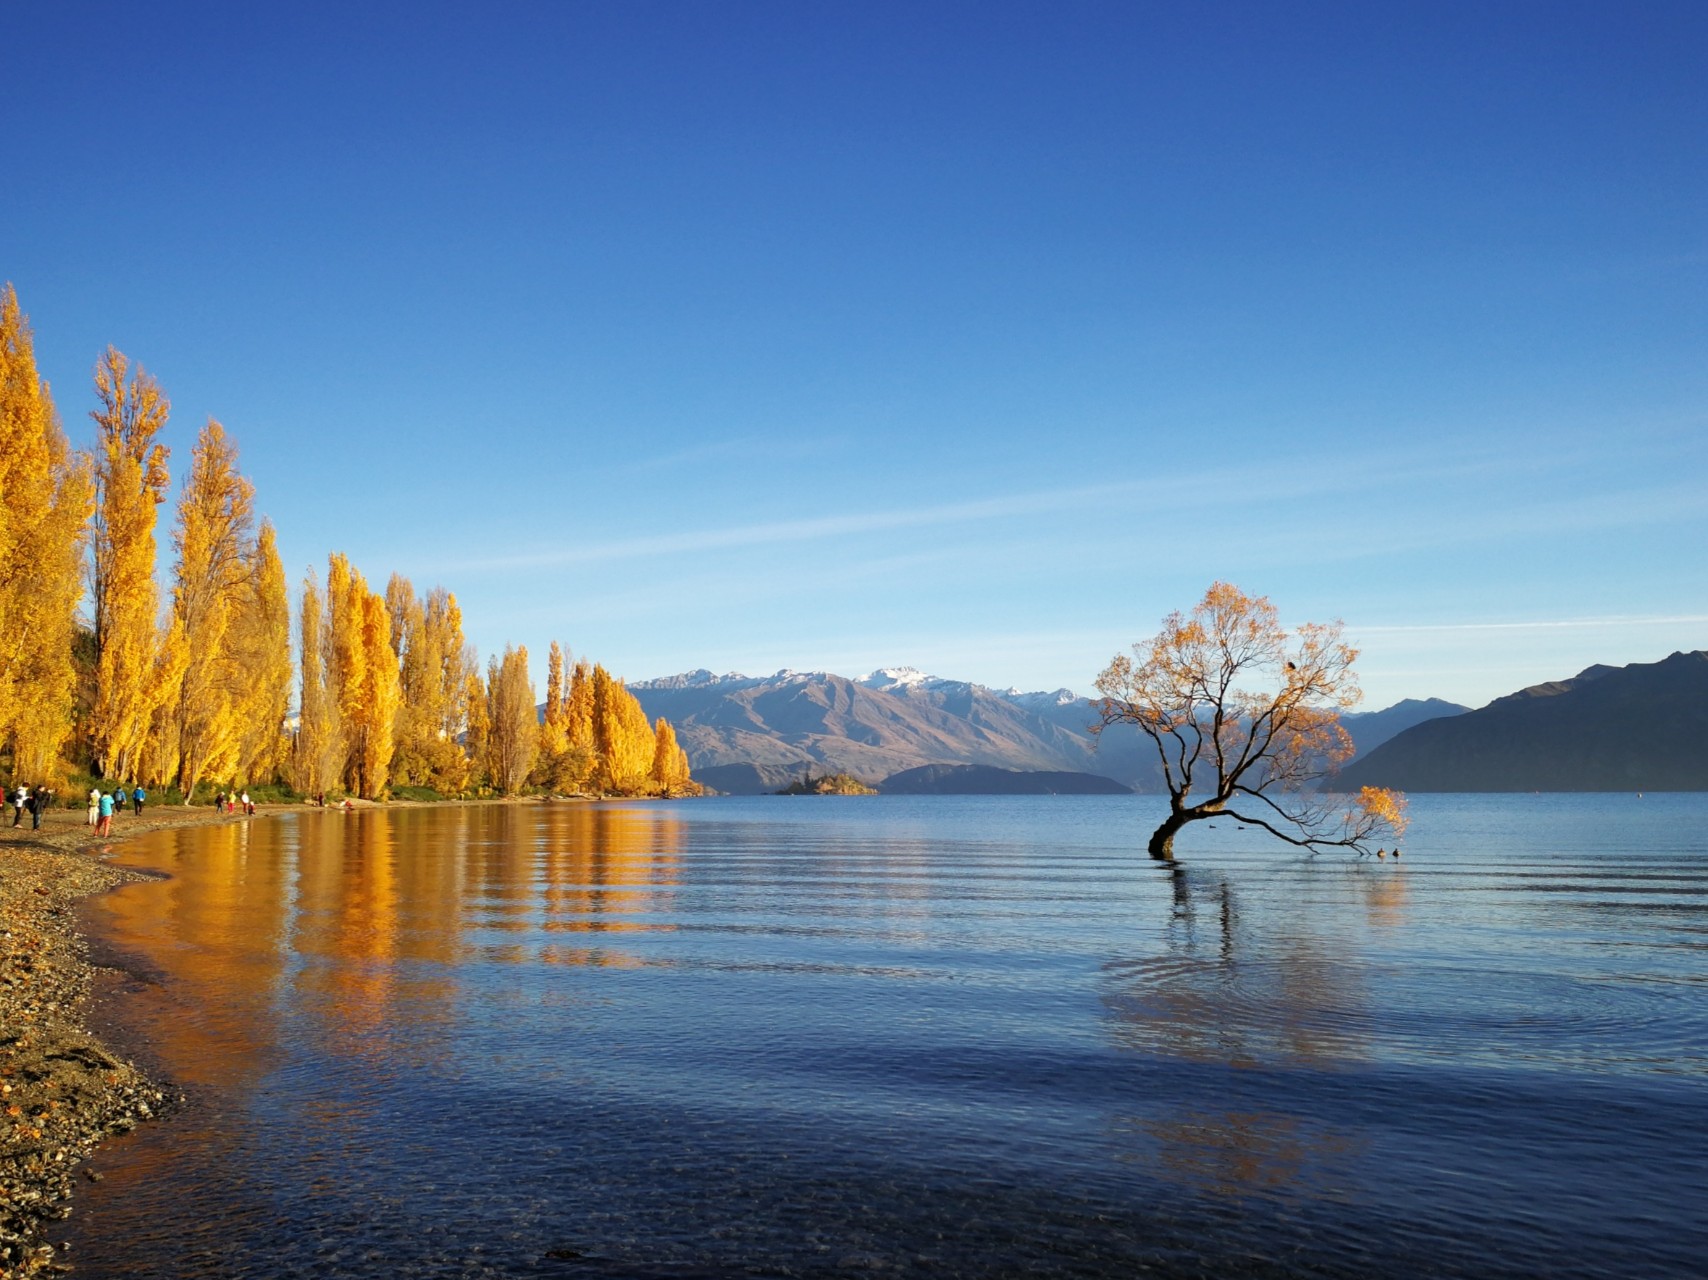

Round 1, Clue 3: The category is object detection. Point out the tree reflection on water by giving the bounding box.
[1100,862,1377,1199]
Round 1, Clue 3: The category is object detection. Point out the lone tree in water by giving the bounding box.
[1094,582,1408,860]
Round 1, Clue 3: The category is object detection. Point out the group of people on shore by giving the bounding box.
[5,781,266,837]
[9,783,57,830]
[82,783,144,836]
[215,791,256,816]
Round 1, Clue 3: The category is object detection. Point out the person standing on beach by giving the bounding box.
[133,785,146,816]
[240,790,252,816]
[87,787,100,826]
[25,786,44,830]
[11,784,26,827]
[97,789,114,836]
[113,785,127,820]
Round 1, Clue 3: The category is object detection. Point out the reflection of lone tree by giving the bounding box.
[1094,582,1407,860]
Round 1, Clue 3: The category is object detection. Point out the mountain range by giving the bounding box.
[630,668,1467,795]
[1338,650,1708,792]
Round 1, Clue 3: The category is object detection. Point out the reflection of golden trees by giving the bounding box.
[533,805,682,968]
[95,818,294,1092]
[97,806,689,1098]
[292,812,402,1051]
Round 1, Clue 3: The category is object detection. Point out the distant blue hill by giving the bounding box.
[1338,651,1708,792]
[1342,697,1470,759]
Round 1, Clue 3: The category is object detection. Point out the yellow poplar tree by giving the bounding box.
[169,420,256,801]
[0,285,94,779]
[293,569,341,795]
[357,589,400,797]
[423,588,473,792]
[541,641,568,757]
[591,664,656,794]
[228,520,292,784]
[87,348,186,781]
[462,669,490,789]
[325,553,368,789]
[651,718,692,794]
[485,645,538,795]
[532,640,588,791]
[323,553,400,798]
[612,687,657,794]
[564,659,595,786]
[386,576,472,793]
[386,573,433,785]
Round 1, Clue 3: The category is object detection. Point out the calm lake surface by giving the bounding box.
[70,795,1708,1279]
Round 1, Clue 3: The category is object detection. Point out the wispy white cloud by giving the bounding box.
[447,479,1153,571]
[446,440,1587,574]
[1354,613,1708,635]
[434,428,1708,581]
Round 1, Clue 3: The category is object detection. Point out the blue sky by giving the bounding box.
[6,1,1705,709]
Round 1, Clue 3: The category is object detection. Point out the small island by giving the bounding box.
[775,772,878,796]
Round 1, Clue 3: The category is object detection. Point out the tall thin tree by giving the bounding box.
[0,285,93,778]
[170,420,256,800]
[87,348,184,781]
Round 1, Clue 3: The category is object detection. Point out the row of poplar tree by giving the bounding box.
[0,285,693,800]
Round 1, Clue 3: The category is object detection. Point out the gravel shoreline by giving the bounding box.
[0,805,255,1279]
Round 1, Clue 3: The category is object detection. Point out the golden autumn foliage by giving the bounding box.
[387,574,475,793]
[357,590,400,797]
[485,645,538,794]
[462,669,490,786]
[506,647,695,797]
[0,286,93,779]
[1354,785,1409,837]
[87,348,186,781]
[566,659,595,757]
[292,569,341,795]
[228,520,293,783]
[321,554,400,798]
[540,641,568,759]
[424,589,475,793]
[168,420,256,799]
[590,664,658,794]
[385,574,429,783]
[1095,581,1407,859]
[532,641,592,791]
[3,294,696,805]
[651,718,691,794]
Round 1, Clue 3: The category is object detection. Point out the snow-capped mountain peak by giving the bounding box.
[630,669,751,690]
[635,665,1086,706]
[856,666,943,691]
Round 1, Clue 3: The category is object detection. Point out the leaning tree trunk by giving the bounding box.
[1147,809,1191,861]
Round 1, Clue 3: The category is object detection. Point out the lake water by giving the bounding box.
[69,795,1708,1279]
